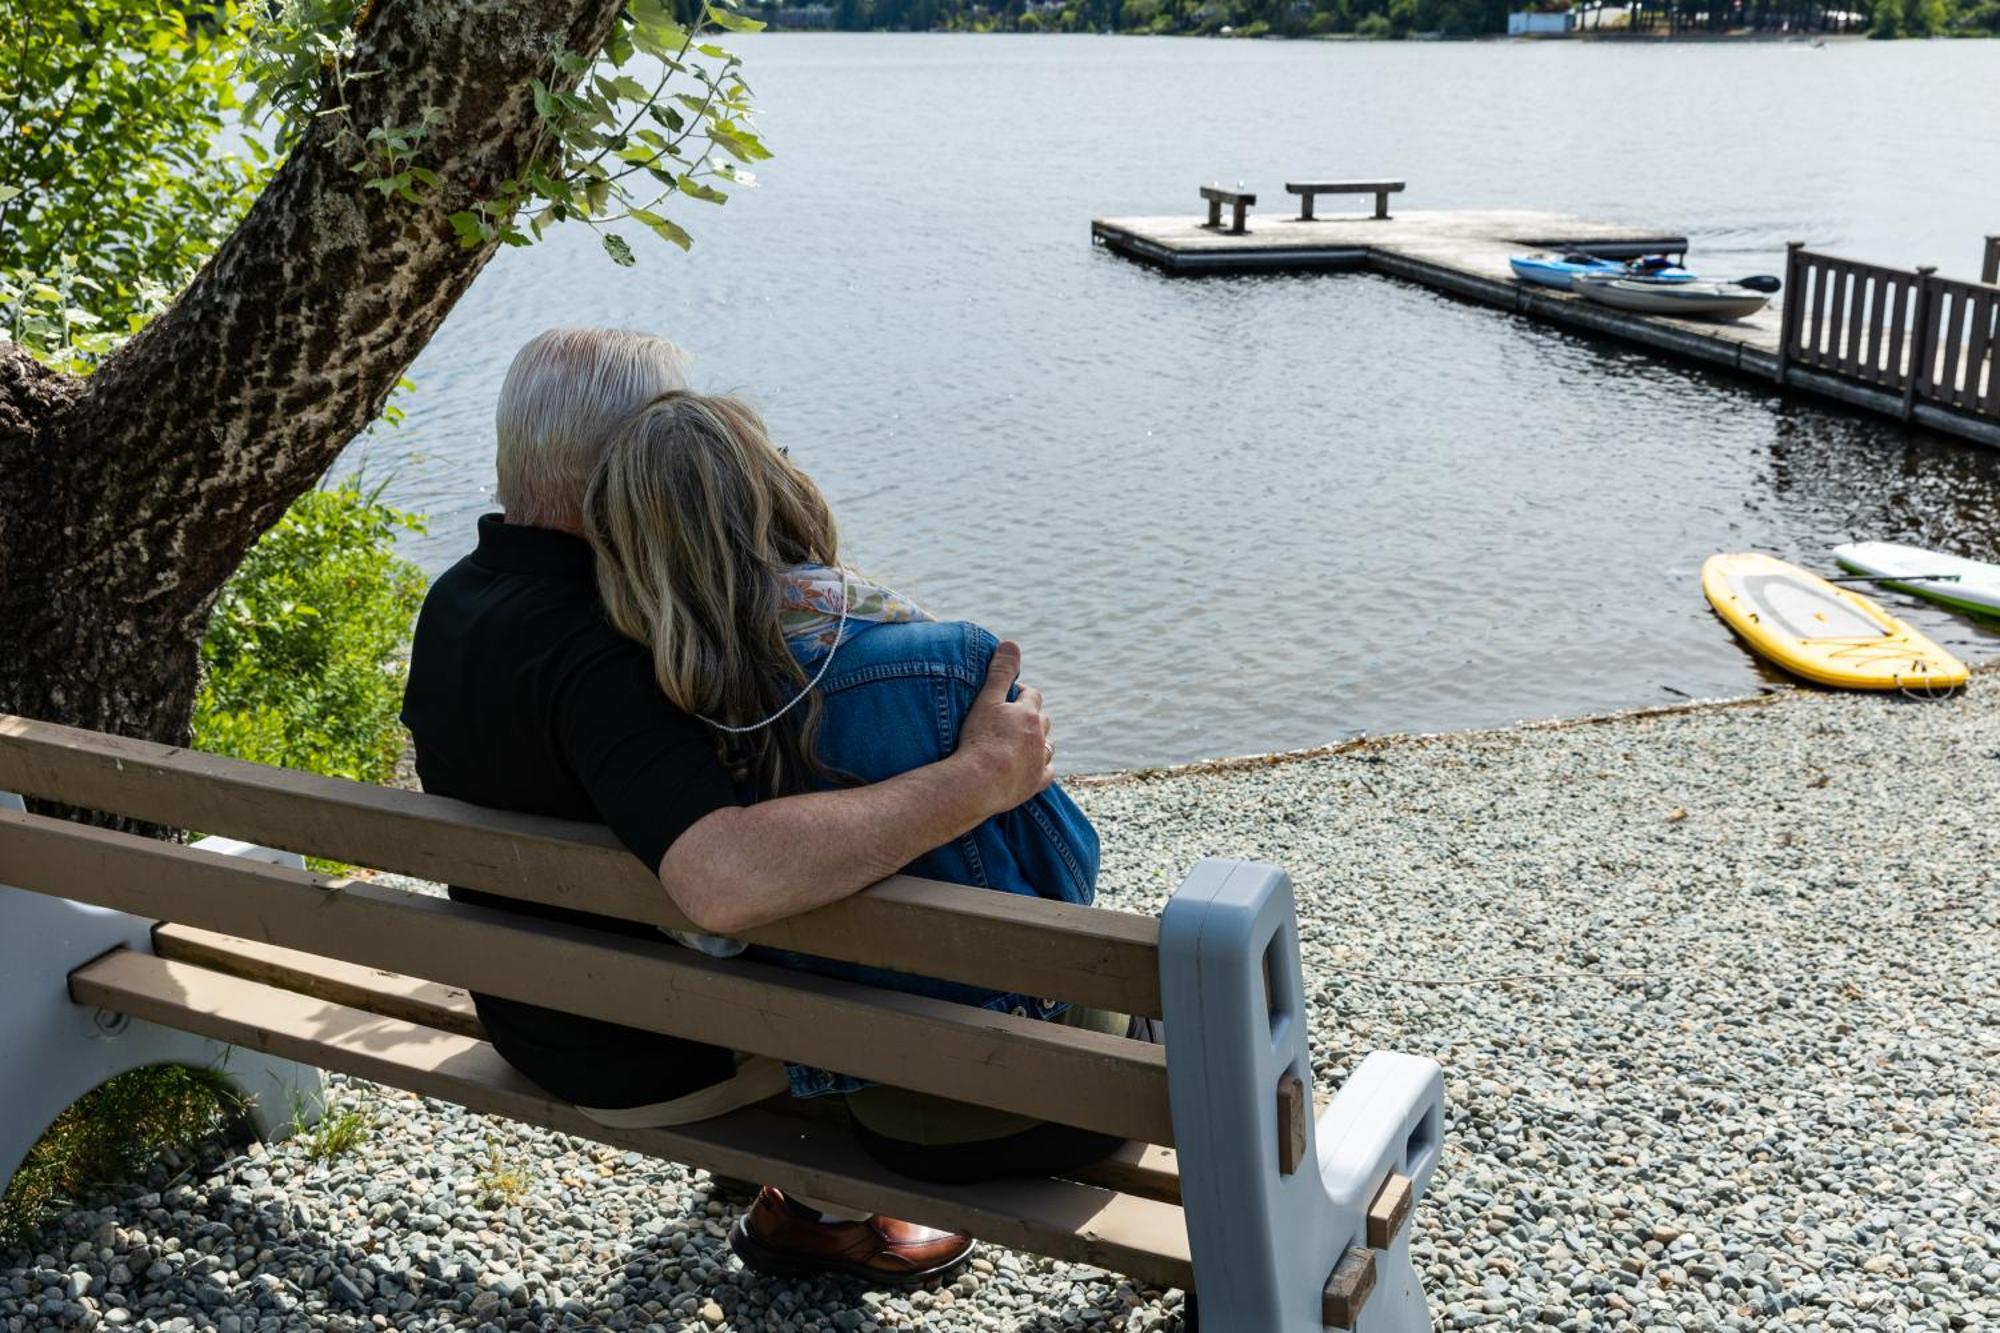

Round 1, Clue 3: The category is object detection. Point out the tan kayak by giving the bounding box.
[1572,275,1769,321]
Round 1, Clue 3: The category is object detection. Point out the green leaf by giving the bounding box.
[702,5,768,31]
[599,73,652,102]
[448,212,488,248]
[602,232,636,266]
[678,176,728,205]
[705,124,772,164]
[629,208,693,251]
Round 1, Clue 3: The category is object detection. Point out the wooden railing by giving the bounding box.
[1779,241,2000,424]
[1984,234,1998,286]
[1921,273,2000,416]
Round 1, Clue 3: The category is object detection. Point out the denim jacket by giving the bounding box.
[746,618,1101,1097]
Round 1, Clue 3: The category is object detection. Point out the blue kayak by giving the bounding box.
[1509,252,1695,290]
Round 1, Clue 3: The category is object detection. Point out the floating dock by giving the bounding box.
[1091,208,1999,449]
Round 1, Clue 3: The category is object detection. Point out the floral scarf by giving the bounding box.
[778,561,930,658]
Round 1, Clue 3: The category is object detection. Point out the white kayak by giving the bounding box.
[1569,275,1770,321]
[1832,541,2000,619]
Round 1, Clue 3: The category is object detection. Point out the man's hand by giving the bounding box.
[955,640,1055,815]
[659,639,1061,934]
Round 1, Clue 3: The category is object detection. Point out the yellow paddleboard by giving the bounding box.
[1701,552,1968,691]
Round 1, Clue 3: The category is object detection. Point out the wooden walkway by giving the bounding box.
[1091,209,1999,449]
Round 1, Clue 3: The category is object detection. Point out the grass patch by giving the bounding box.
[297,1100,373,1165]
[0,1065,241,1248]
[473,1137,531,1208]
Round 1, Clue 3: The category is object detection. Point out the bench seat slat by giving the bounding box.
[68,950,1195,1290]
[0,716,1162,1017]
[4,809,1172,1144]
[154,924,1189,1205]
[152,925,486,1038]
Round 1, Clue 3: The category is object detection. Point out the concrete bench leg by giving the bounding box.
[1161,860,1444,1332]
[0,792,325,1202]
[1374,192,1391,220]
[1206,197,1223,228]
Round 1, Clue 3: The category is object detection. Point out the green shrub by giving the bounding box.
[1870,0,1947,33]
[2,477,426,1246]
[194,477,426,784]
[0,1067,245,1247]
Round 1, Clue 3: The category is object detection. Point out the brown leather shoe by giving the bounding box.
[728,1187,974,1286]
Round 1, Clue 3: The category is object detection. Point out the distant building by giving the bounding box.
[1506,6,1573,30]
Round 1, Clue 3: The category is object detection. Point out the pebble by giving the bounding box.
[3,683,1993,1332]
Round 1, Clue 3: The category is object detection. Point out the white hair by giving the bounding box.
[494,327,692,530]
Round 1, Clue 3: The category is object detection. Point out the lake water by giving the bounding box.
[348,35,2000,772]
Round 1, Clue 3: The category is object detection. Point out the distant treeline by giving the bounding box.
[750,0,1997,36]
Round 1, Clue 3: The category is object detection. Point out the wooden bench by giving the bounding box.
[1200,185,1256,236]
[1285,181,1406,222]
[0,715,1445,1332]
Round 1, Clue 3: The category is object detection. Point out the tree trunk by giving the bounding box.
[0,0,628,751]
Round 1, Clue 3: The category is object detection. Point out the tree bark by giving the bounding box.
[0,0,625,748]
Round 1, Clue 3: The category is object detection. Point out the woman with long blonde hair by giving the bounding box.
[584,390,1141,1197]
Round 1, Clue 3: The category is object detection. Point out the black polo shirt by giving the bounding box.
[401,513,741,1107]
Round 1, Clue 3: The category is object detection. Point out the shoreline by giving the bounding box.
[1069,659,1999,787]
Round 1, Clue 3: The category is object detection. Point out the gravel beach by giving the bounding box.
[5,681,1997,1332]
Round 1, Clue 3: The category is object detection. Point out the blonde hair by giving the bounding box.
[584,391,842,796]
[495,328,692,529]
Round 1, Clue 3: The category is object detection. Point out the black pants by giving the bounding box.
[851,1116,1124,1185]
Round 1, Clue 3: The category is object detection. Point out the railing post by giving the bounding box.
[1903,266,1939,422]
[1776,241,1806,385]
[1983,235,1999,287]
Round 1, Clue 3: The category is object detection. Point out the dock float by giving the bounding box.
[1091,204,1999,450]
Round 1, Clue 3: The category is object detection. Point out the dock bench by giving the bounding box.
[0,715,1445,1332]
[1200,185,1257,235]
[1286,180,1406,222]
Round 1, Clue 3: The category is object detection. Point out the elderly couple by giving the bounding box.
[401,329,1147,1286]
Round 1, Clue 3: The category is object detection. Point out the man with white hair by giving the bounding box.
[401,328,1056,1285]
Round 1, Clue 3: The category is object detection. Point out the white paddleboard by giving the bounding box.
[1833,541,2000,618]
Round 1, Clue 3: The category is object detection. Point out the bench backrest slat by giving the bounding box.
[152,922,1188,1205]
[67,950,1196,1290]
[1,807,1172,1143]
[0,716,1162,1017]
